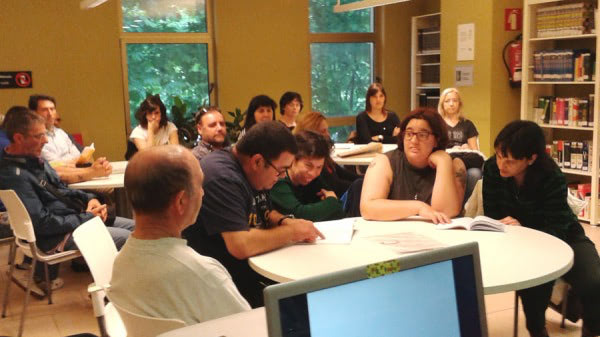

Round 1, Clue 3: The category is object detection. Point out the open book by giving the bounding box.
[335,142,383,158]
[313,218,356,244]
[436,216,505,232]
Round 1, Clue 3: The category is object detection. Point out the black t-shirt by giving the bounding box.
[385,149,436,204]
[182,148,268,307]
[355,111,401,144]
[446,118,478,148]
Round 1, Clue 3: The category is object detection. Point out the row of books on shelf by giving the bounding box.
[533,49,595,82]
[546,140,594,171]
[535,95,595,127]
[535,2,595,38]
[567,183,598,219]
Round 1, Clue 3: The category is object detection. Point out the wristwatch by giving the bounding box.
[277,214,294,226]
[378,135,383,142]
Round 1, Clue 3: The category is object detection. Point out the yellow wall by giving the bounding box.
[213,0,311,119]
[0,0,126,160]
[440,0,522,155]
[0,0,518,159]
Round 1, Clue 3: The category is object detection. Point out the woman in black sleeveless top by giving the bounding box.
[360,108,465,223]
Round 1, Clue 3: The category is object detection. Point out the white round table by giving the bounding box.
[249,218,574,294]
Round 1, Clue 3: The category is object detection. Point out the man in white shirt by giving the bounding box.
[28,94,112,184]
[110,145,250,324]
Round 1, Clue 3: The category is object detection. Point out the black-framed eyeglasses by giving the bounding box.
[403,130,433,141]
[264,158,288,176]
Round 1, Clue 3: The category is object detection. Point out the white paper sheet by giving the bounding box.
[314,218,356,244]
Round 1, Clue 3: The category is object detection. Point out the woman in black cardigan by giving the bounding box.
[355,83,400,144]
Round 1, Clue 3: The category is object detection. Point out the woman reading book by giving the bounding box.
[483,120,600,337]
[360,108,465,224]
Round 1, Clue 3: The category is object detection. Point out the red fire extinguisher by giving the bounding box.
[503,34,522,88]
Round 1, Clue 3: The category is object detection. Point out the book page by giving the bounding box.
[435,217,474,230]
[313,218,356,244]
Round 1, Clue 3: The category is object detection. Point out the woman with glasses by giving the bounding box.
[360,108,465,223]
[483,120,600,337]
[270,130,345,222]
[130,94,179,151]
[355,83,401,144]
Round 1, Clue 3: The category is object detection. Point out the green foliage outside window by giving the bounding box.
[122,0,207,33]
[309,0,372,33]
[126,43,209,129]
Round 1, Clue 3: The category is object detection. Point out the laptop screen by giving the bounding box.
[265,242,486,337]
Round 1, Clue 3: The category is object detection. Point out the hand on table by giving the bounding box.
[91,157,112,177]
[418,203,451,224]
[499,216,521,226]
[282,218,325,243]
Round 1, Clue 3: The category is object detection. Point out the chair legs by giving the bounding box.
[15,258,37,337]
[514,292,519,337]
[43,261,53,305]
[1,241,17,318]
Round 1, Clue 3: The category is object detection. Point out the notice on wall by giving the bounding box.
[457,23,475,61]
[455,65,474,87]
[0,71,33,89]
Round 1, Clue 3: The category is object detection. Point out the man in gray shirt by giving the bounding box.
[110,145,249,324]
[192,106,229,162]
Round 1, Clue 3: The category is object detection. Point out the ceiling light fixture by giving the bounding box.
[80,0,109,10]
[333,0,410,13]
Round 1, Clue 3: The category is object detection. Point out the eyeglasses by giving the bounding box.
[27,133,46,141]
[264,158,288,176]
[403,130,433,141]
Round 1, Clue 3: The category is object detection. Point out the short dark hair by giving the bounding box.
[398,108,448,152]
[365,83,386,112]
[2,106,30,129]
[4,109,45,143]
[494,120,556,188]
[236,121,297,162]
[243,95,277,131]
[294,130,330,160]
[279,91,303,115]
[125,146,194,214]
[135,94,168,129]
[28,94,56,111]
[195,106,222,125]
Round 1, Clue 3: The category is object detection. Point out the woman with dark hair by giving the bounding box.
[483,120,600,337]
[295,111,359,196]
[360,108,465,223]
[270,130,344,222]
[279,91,303,131]
[130,94,178,151]
[240,95,277,140]
[355,83,401,144]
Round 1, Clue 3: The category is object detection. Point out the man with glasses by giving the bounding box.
[0,109,134,294]
[184,121,323,308]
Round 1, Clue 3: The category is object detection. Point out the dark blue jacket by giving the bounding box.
[0,151,95,251]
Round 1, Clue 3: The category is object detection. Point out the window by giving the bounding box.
[309,0,375,142]
[120,0,214,130]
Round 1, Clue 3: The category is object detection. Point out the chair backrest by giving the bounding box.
[73,217,118,288]
[0,190,36,243]
[111,301,185,337]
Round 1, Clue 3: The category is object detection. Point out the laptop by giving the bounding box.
[264,242,487,337]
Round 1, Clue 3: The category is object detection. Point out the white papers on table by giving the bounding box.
[365,232,446,254]
[313,218,356,244]
[334,143,354,150]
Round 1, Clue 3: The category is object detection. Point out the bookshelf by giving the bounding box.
[411,13,441,110]
[521,0,599,225]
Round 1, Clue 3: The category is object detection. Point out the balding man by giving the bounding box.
[110,145,249,324]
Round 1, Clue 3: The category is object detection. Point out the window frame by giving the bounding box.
[308,8,382,131]
[118,0,216,135]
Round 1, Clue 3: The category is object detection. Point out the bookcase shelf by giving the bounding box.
[521,0,599,225]
[411,13,441,110]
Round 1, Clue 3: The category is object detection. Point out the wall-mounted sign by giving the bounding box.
[455,65,474,87]
[0,71,33,89]
[505,8,522,31]
[457,23,475,61]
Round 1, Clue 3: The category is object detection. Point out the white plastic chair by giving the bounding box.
[0,189,81,337]
[72,216,125,337]
[111,300,185,337]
